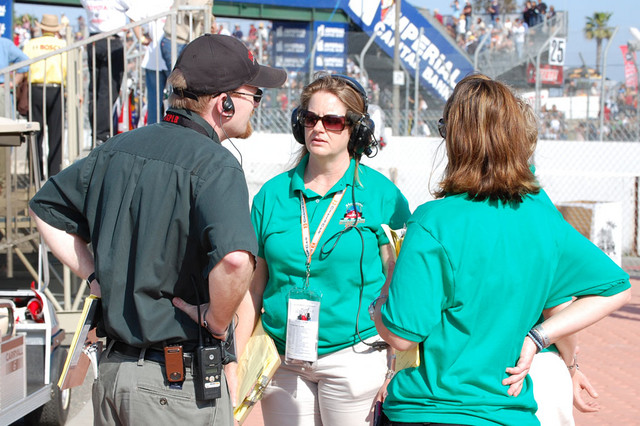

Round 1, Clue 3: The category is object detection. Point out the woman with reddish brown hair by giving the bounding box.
[371,74,631,426]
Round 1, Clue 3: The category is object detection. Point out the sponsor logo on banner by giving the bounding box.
[526,63,564,86]
[620,45,638,90]
[346,0,473,101]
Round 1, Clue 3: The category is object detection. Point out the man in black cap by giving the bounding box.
[28,34,287,425]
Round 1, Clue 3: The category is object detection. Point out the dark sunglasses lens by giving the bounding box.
[438,118,446,138]
[322,115,346,131]
[254,89,263,104]
[303,111,319,128]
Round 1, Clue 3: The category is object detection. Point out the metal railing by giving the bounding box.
[0,5,210,312]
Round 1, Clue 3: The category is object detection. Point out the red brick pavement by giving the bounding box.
[244,279,639,426]
[572,278,640,425]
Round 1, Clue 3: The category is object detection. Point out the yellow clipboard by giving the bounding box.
[58,295,102,390]
[382,224,419,370]
[233,319,281,424]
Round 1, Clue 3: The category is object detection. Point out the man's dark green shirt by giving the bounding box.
[29,108,258,347]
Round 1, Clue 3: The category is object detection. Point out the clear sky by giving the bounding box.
[408,0,638,83]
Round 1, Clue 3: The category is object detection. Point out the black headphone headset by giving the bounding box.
[222,94,234,115]
[290,74,377,158]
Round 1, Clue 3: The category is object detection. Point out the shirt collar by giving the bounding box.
[165,107,219,143]
[291,154,357,199]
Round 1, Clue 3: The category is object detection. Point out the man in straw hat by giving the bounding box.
[22,14,67,177]
[29,34,287,425]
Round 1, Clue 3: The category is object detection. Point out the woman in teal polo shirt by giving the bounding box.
[236,73,410,426]
[371,74,631,426]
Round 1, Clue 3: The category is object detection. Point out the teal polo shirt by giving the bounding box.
[381,189,630,425]
[30,108,258,348]
[252,155,410,356]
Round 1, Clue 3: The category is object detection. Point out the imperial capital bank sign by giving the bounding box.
[346,0,474,101]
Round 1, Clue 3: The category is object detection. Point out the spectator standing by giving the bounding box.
[81,0,135,144]
[248,23,257,44]
[0,37,29,116]
[462,1,473,33]
[60,13,70,37]
[232,24,243,40]
[450,0,461,20]
[488,0,499,24]
[258,22,269,41]
[218,23,231,36]
[129,0,173,124]
[29,34,287,426]
[433,9,444,25]
[160,0,213,71]
[76,16,87,40]
[537,1,548,18]
[22,14,67,177]
[0,37,29,182]
[513,18,526,59]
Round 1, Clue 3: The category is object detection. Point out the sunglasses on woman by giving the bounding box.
[438,118,446,139]
[301,110,347,131]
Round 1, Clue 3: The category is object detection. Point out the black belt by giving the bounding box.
[111,341,193,369]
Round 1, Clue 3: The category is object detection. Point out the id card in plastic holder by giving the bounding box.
[285,287,322,367]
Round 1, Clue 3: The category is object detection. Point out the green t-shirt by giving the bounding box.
[381,190,630,425]
[252,155,410,355]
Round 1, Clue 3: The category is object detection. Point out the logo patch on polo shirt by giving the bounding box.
[339,202,365,225]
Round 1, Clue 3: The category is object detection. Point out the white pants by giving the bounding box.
[530,351,575,426]
[261,337,388,426]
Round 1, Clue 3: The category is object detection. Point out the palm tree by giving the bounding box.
[584,12,613,74]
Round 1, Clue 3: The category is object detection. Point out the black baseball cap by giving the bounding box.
[173,34,287,99]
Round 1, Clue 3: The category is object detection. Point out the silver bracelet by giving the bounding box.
[531,324,551,348]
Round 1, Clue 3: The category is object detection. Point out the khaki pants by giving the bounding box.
[261,336,388,426]
[93,346,233,426]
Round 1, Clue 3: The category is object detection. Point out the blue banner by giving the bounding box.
[313,21,348,73]
[273,21,310,71]
[0,0,13,40]
[227,0,475,100]
[344,0,475,101]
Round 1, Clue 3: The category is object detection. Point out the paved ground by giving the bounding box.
[572,277,640,426]
[60,278,639,426]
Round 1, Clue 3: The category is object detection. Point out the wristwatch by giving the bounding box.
[86,272,96,290]
[368,294,387,321]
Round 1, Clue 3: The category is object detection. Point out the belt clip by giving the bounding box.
[137,348,146,367]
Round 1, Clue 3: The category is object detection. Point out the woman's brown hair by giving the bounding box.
[294,72,367,163]
[435,74,539,202]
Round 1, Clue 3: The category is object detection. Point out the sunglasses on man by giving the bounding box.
[230,88,263,105]
[301,110,348,131]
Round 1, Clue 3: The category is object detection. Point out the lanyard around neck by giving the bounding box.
[163,112,210,138]
[300,189,345,273]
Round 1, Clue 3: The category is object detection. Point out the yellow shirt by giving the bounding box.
[22,35,67,85]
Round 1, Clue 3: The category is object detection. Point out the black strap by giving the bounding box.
[163,112,210,138]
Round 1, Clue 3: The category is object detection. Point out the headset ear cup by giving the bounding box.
[361,115,377,156]
[222,96,234,114]
[291,107,305,144]
[347,112,375,156]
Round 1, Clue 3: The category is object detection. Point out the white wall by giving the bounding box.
[228,134,640,255]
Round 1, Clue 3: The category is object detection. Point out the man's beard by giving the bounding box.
[237,120,253,139]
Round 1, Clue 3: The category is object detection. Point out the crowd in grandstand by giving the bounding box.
[430,0,558,58]
[8,4,640,142]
